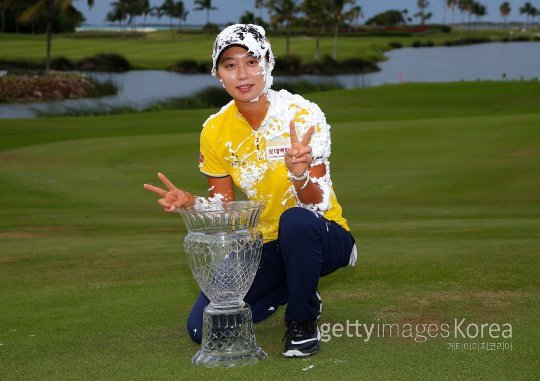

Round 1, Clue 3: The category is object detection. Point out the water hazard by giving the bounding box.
[1,42,538,119]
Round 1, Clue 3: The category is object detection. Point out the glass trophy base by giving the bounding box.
[193,302,267,367]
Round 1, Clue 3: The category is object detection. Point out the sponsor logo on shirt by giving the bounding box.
[266,135,290,161]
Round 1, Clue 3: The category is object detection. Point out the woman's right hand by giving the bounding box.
[143,172,195,213]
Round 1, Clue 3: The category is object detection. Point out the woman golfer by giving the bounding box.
[144,24,357,357]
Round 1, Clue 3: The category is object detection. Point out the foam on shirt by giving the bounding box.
[204,89,334,213]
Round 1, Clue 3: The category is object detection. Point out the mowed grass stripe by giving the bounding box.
[1,82,539,150]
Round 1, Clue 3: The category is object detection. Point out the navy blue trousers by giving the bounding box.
[186,207,355,344]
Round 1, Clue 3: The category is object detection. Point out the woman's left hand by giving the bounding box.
[285,121,315,177]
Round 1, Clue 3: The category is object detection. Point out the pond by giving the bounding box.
[1,42,538,119]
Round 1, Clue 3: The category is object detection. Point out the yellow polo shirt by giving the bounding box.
[199,89,349,242]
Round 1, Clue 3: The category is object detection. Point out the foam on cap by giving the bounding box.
[211,24,275,89]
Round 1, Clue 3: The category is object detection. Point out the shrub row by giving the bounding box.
[168,55,379,76]
[444,37,492,46]
[167,59,211,74]
[52,53,132,72]
[125,80,343,112]
[274,55,379,75]
[398,36,539,50]
[500,36,540,42]
[151,80,341,109]
[408,36,537,49]
[412,40,435,48]
[331,25,452,37]
[37,80,343,117]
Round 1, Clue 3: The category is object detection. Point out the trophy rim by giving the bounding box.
[177,200,265,216]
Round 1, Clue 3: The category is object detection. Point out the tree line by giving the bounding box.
[0,0,88,34]
[1,0,538,75]
[443,0,539,28]
[0,0,210,34]
[2,1,539,35]
[362,1,538,28]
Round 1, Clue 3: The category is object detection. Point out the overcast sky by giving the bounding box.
[76,0,534,25]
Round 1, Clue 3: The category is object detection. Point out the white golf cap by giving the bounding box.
[211,24,275,77]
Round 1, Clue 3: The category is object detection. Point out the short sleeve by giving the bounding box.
[199,124,229,177]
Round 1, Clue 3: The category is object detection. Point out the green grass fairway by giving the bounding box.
[0,29,531,69]
[0,82,539,380]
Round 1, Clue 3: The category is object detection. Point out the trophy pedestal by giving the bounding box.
[193,302,267,367]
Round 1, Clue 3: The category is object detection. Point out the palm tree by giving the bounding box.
[255,0,265,19]
[415,0,433,25]
[172,0,188,29]
[19,0,94,75]
[440,0,447,24]
[519,2,538,28]
[500,2,511,28]
[240,10,256,24]
[348,4,363,29]
[125,0,144,31]
[106,0,128,32]
[272,0,299,57]
[302,0,332,61]
[266,0,277,26]
[447,0,458,25]
[458,0,473,27]
[402,8,412,24]
[194,0,218,26]
[157,0,188,38]
[471,1,487,25]
[0,0,15,33]
[141,0,151,27]
[519,2,530,27]
[159,0,176,37]
[330,0,355,60]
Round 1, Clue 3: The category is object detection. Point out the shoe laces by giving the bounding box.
[282,321,313,342]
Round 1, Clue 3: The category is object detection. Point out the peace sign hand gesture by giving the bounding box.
[285,121,316,177]
[143,172,195,213]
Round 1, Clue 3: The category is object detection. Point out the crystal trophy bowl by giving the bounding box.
[177,200,267,367]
